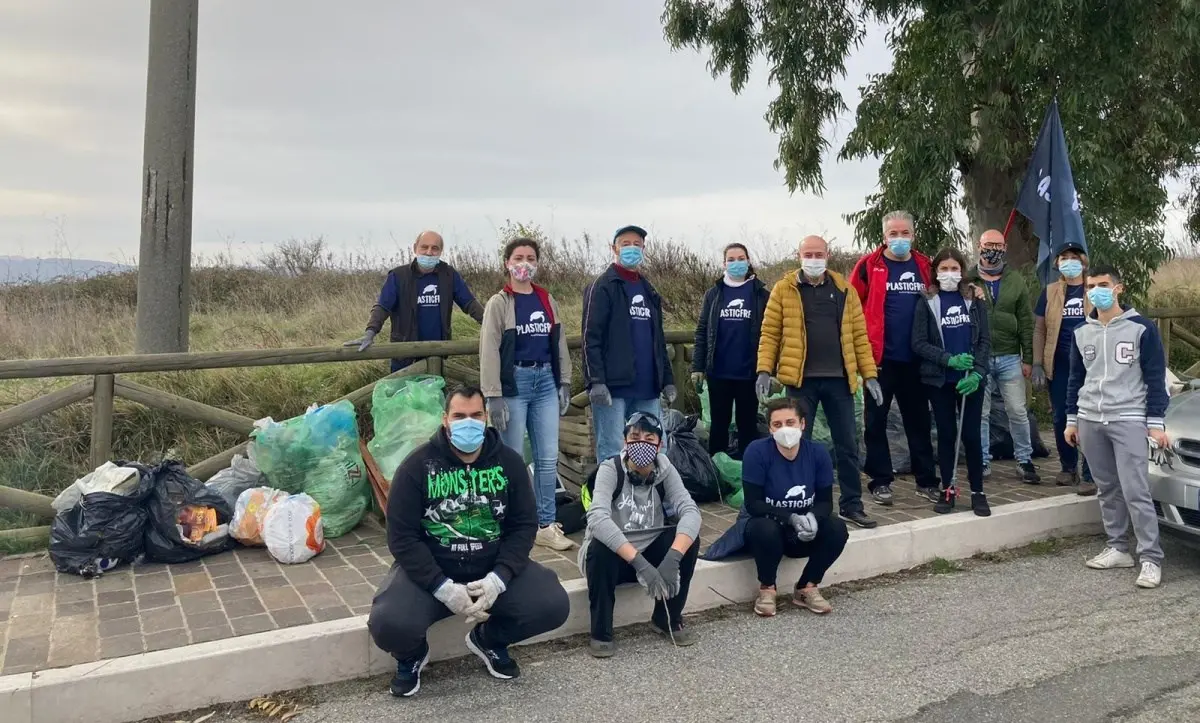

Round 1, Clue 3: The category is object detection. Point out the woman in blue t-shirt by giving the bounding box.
[912,247,992,517]
[479,238,575,552]
[740,397,849,618]
[691,243,770,457]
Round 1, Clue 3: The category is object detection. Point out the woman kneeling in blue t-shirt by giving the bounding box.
[743,397,850,618]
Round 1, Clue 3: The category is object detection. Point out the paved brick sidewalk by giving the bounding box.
[0,456,1076,676]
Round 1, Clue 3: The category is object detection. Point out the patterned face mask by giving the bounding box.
[979,248,1006,269]
[625,440,659,469]
[508,262,537,282]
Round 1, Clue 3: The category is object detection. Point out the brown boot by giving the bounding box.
[1077,480,1098,496]
[1055,470,1078,486]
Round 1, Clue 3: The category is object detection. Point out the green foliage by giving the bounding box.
[662,0,1200,297]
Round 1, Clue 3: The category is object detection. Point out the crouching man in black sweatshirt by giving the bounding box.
[368,385,570,698]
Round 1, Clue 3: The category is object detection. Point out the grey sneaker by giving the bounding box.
[982,463,992,478]
[588,639,615,658]
[1019,462,1041,485]
[915,486,941,504]
[871,485,895,506]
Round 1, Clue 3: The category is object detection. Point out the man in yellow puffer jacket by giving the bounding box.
[756,236,884,529]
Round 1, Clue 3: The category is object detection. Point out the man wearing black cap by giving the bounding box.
[582,225,677,461]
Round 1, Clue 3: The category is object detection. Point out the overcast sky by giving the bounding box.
[2,1,1186,265]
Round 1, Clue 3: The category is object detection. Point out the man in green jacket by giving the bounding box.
[971,229,1039,483]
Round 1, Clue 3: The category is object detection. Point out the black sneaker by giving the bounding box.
[842,509,878,529]
[971,493,991,517]
[389,642,430,697]
[934,486,957,514]
[916,486,941,504]
[871,485,895,506]
[466,626,520,680]
[1019,462,1041,485]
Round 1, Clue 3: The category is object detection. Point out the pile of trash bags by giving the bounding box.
[231,487,325,565]
[50,461,235,577]
[661,412,721,503]
[368,375,445,481]
[250,400,371,538]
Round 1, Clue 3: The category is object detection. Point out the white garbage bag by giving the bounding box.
[230,487,289,546]
[262,493,325,565]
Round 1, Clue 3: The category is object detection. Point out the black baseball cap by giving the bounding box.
[613,225,648,241]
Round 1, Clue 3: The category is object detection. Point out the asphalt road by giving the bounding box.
[202,535,1200,723]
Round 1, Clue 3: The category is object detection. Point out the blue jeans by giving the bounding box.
[498,365,560,526]
[789,378,863,515]
[592,396,662,463]
[981,354,1033,465]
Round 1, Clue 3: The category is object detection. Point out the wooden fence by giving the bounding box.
[0,331,698,543]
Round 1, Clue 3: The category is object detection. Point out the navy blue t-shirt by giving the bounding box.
[608,278,657,400]
[882,257,925,362]
[741,438,834,513]
[512,292,552,364]
[985,277,1002,303]
[711,282,756,380]
[1035,284,1087,363]
[415,271,445,342]
[938,291,973,384]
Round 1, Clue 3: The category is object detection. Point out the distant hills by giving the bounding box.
[0,256,133,284]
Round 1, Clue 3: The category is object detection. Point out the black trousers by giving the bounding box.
[744,515,849,588]
[368,561,570,661]
[928,381,985,494]
[789,377,863,515]
[863,360,938,490]
[707,377,760,458]
[585,530,701,642]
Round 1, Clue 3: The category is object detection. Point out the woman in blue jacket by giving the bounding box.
[691,243,769,457]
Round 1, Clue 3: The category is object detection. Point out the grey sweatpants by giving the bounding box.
[1077,420,1163,565]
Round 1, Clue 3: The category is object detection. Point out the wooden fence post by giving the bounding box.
[428,356,444,377]
[91,374,116,469]
[1159,318,1172,369]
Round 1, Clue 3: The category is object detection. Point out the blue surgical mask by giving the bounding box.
[416,255,440,271]
[618,246,644,269]
[887,238,911,257]
[726,260,749,279]
[1087,287,1116,311]
[1059,259,1083,279]
[448,418,486,453]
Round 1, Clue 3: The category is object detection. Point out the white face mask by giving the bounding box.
[801,259,827,278]
[937,271,961,292]
[772,426,803,449]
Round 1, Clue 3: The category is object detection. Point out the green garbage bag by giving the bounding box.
[712,452,744,508]
[369,375,446,481]
[250,400,371,538]
[811,381,865,447]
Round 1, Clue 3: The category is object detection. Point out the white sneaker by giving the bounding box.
[1085,547,1136,569]
[1136,561,1162,589]
[535,523,576,551]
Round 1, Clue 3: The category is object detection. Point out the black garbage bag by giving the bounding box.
[665,415,721,503]
[986,391,1051,460]
[50,464,154,578]
[555,489,586,535]
[142,461,236,564]
[888,404,941,474]
[659,409,686,455]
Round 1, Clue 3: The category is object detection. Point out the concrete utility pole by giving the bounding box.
[135,0,199,354]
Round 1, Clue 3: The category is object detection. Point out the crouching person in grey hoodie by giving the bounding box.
[1064,264,1169,589]
[579,412,702,658]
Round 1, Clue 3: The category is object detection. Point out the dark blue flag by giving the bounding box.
[1014,97,1088,285]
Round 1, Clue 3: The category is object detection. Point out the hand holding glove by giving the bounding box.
[589,383,612,407]
[655,549,684,599]
[343,329,376,352]
[433,580,477,617]
[486,397,509,432]
[956,371,983,396]
[631,554,671,600]
[947,353,975,371]
[1031,364,1047,389]
[865,378,883,407]
[755,372,773,402]
[558,386,571,416]
[463,572,506,625]
[690,372,705,394]
[662,384,678,405]
[790,513,818,542]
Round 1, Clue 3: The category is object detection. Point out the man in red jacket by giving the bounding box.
[849,210,939,505]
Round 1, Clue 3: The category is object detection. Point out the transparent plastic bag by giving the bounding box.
[231,486,290,546]
[262,493,325,565]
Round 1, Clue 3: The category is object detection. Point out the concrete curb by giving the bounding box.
[1,495,1100,723]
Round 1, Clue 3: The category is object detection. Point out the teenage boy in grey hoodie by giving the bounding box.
[579,412,702,658]
[1064,265,1169,590]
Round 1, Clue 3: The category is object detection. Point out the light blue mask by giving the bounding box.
[726,260,749,279]
[618,246,644,269]
[1058,259,1083,279]
[887,239,912,257]
[448,418,486,453]
[416,255,440,271]
[1087,287,1115,311]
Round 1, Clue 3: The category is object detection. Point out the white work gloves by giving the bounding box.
[343,329,376,352]
[463,572,507,625]
[790,512,818,542]
[433,580,476,617]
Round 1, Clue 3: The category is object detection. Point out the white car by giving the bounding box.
[1149,388,1200,543]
